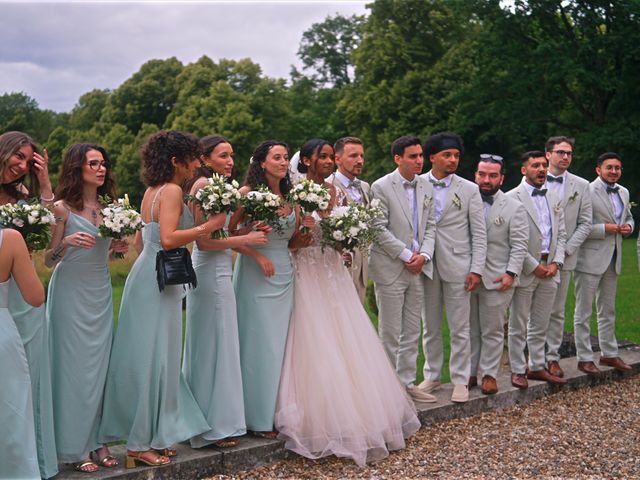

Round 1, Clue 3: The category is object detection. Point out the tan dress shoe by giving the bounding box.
[417,379,441,393]
[577,361,601,376]
[481,375,498,395]
[451,384,469,403]
[511,373,528,389]
[599,356,632,372]
[547,360,564,378]
[406,385,437,403]
[527,369,567,385]
[468,376,478,388]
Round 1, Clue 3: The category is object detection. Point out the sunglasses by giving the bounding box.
[479,154,504,164]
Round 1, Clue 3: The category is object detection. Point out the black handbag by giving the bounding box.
[155,247,198,292]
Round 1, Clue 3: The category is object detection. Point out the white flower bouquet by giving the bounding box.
[191,174,241,239]
[319,199,382,254]
[287,178,331,233]
[0,200,56,251]
[241,185,284,234]
[98,194,143,258]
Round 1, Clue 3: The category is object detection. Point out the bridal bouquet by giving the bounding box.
[241,185,284,233]
[190,174,241,239]
[287,178,331,233]
[98,194,143,259]
[0,200,56,251]
[319,200,382,254]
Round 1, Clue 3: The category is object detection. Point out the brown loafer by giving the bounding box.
[511,373,528,389]
[481,375,498,395]
[468,376,478,389]
[599,356,632,372]
[527,369,567,385]
[547,360,564,378]
[577,361,601,376]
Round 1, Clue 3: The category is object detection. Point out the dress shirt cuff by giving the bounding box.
[419,252,431,262]
[398,248,413,263]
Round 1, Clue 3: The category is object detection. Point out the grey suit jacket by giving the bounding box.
[369,169,436,284]
[558,172,592,270]
[325,173,371,207]
[481,191,529,290]
[421,172,487,283]
[575,179,634,275]
[506,180,566,287]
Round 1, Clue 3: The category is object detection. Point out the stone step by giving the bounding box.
[55,346,640,479]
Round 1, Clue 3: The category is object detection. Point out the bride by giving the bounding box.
[275,139,420,467]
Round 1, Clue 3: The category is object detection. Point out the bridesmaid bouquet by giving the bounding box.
[190,174,241,239]
[0,200,56,251]
[287,178,331,234]
[98,194,143,259]
[241,185,284,234]
[319,200,382,254]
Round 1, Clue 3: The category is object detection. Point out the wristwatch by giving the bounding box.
[554,262,563,270]
[506,271,517,278]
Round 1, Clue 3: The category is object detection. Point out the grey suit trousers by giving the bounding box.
[546,269,573,362]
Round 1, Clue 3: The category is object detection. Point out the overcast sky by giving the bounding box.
[0,1,368,112]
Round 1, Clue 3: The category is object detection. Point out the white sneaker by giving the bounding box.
[417,379,441,393]
[407,385,437,403]
[451,384,469,403]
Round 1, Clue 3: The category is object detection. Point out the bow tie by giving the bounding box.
[481,194,494,205]
[429,178,446,188]
[547,175,564,184]
[606,185,620,194]
[348,178,361,189]
[403,179,417,189]
[532,188,547,197]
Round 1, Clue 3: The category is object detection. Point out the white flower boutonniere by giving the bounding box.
[452,193,462,209]
[494,215,505,226]
[554,202,562,214]
[630,201,638,209]
[568,191,579,203]
[423,196,431,208]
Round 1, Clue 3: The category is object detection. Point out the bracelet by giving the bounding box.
[195,224,207,237]
[40,193,55,203]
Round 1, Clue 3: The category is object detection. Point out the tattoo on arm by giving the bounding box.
[51,244,65,261]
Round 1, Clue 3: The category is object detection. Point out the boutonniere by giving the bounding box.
[554,202,562,214]
[452,193,462,209]
[423,196,431,208]
[568,191,579,203]
[494,215,505,226]
[630,201,638,209]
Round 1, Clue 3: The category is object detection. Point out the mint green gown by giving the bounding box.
[99,189,210,451]
[0,230,41,480]
[47,211,113,462]
[233,211,295,432]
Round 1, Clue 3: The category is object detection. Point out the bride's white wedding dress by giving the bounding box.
[275,217,420,466]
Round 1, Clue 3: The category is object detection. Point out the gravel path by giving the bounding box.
[209,375,640,479]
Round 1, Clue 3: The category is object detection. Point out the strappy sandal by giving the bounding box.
[125,450,171,469]
[154,447,177,457]
[90,448,118,468]
[72,460,99,473]
[251,430,278,439]
[213,437,240,448]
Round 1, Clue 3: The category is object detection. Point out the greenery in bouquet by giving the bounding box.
[0,200,56,251]
[98,194,143,258]
[240,185,284,234]
[319,199,382,254]
[287,178,331,233]
[190,174,241,239]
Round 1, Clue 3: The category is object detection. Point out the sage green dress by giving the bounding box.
[47,211,113,462]
[232,211,295,432]
[0,230,41,480]
[99,187,210,451]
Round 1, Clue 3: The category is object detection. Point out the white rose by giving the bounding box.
[349,226,360,237]
[332,230,345,241]
[12,218,24,228]
[299,191,307,200]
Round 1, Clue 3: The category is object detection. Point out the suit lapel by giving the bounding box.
[391,174,414,227]
[518,183,542,233]
[487,191,505,231]
[594,180,615,221]
[439,175,460,221]
[562,174,574,207]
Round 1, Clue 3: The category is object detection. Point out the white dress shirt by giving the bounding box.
[546,171,567,202]
[600,178,624,224]
[525,182,552,254]
[335,170,363,205]
[396,171,430,263]
[426,171,453,222]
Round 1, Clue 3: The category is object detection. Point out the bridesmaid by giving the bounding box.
[230,140,309,438]
[183,135,268,448]
[45,144,127,472]
[0,131,58,479]
[0,228,45,480]
[98,131,225,468]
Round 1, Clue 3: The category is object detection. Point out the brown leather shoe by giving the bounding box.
[599,356,632,372]
[468,376,478,388]
[527,369,567,385]
[547,360,564,378]
[511,373,528,389]
[577,361,601,376]
[481,375,498,395]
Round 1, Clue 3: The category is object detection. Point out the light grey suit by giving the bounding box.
[326,172,371,303]
[421,173,487,386]
[470,191,529,379]
[573,179,634,361]
[506,180,566,373]
[546,172,592,363]
[369,169,436,387]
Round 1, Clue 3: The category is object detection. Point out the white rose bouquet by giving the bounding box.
[240,185,284,234]
[190,174,241,239]
[287,178,331,233]
[319,199,382,254]
[98,194,143,259]
[0,200,56,251]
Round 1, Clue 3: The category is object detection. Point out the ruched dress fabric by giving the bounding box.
[233,211,295,432]
[183,239,247,447]
[47,211,113,462]
[99,191,209,451]
[275,218,421,467]
[0,230,41,480]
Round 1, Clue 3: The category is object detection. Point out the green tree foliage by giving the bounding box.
[0,92,64,144]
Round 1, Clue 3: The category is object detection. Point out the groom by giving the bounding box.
[369,135,437,403]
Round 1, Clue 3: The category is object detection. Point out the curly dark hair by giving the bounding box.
[55,143,117,211]
[185,135,232,193]
[0,131,42,201]
[141,130,200,187]
[297,138,332,174]
[244,140,292,194]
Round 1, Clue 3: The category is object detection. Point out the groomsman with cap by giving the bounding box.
[573,152,634,374]
[469,154,528,395]
[544,136,593,378]
[326,136,371,303]
[418,132,487,403]
[506,151,567,389]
